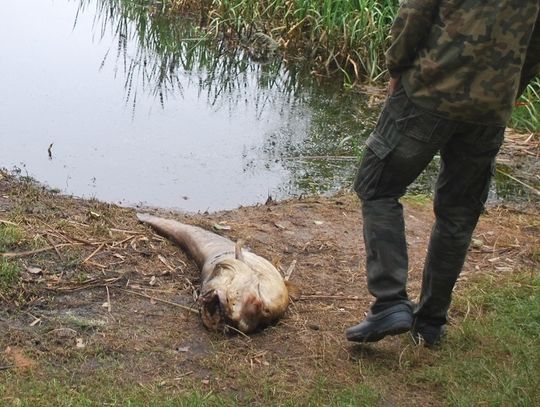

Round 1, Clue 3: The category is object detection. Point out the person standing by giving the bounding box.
[346,0,540,346]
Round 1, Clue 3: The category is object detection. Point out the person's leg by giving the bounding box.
[347,89,457,342]
[413,123,505,344]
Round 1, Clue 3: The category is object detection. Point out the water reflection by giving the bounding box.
[75,0,302,116]
[70,0,378,204]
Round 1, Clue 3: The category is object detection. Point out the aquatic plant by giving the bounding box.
[168,0,399,82]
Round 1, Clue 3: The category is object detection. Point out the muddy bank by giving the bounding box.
[0,170,538,404]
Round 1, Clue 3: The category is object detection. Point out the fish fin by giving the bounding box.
[284,281,302,301]
[270,256,282,269]
[235,239,246,261]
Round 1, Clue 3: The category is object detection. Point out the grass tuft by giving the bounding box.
[0,224,24,252]
[0,258,21,292]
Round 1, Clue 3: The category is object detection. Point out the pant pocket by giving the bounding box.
[354,148,386,200]
[365,109,404,160]
[355,114,404,199]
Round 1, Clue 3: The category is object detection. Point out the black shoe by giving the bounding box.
[410,320,446,347]
[346,304,413,343]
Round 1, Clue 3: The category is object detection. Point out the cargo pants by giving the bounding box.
[354,85,505,327]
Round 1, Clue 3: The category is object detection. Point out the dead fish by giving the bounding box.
[136,213,296,334]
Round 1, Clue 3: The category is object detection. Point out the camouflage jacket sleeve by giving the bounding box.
[385,0,441,78]
[518,13,540,97]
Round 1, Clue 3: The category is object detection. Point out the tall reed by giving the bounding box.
[169,0,399,82]
[511,78,540,133]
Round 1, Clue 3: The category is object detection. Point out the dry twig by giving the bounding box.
[496,169,540,195]
[83,243,106,264]
[1,243,81,258]
[116,288,200,315]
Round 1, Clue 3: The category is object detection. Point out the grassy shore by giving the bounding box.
[1,173,539,406]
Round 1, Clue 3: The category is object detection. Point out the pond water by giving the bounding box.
[0,0,533,212]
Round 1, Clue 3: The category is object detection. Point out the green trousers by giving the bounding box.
[354,86,504,326]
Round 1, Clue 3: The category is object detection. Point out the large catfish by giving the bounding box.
[136,213,294,334]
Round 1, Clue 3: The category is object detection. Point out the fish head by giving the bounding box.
[199,259,272,334]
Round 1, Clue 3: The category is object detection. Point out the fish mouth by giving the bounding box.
[199,289,233,333]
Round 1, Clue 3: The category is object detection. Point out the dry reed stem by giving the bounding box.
[0,219,19,227]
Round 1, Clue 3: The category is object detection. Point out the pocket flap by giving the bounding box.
[365,128,402,160]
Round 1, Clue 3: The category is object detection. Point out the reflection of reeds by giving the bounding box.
[170,0,399,82]
[74,0,307,115]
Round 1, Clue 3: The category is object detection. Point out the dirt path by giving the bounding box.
[0,172,538,405]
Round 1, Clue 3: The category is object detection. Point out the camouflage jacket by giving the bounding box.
[386,0,540,126]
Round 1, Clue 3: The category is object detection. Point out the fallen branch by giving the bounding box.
[284,155,357,161]
[44,235,64,261]
[105,286,112,313]
[43,274,127,292]
[0,365,14,371]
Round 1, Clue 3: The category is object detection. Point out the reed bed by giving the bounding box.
[169,0,399,82]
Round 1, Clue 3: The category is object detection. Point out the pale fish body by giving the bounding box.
[136,213,290,333]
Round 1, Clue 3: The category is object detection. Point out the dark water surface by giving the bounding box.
[0,0,533,211]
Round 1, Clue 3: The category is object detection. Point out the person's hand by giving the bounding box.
[387,76,401,96]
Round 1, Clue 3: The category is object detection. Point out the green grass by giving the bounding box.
[0,224,23,252]
[2,269,538,405]
[0,369,379,407]
[0,224,23,292]
[414,271,540,406]
[0,258,21,292]
[168,0,399,82]
[0,376,229,407]
[510,78,540,133]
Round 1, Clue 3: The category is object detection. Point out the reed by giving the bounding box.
[85,0,539,132]
[511,78,540,133]
[169,0,399,82]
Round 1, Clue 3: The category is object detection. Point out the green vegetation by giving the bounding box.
[511,78,540,133]
[0,372,379,407]
[0,224,23,292]
[94,0,398,82]
[0,258,20,292]
[191,0,399,82]
[416,271,540,405]
[0,224,23,252]
[81,0,539,133]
